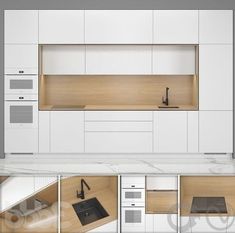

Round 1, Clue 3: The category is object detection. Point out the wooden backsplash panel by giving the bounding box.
[40,75,197,106]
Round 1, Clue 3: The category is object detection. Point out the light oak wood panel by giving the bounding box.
[60,176,118,233]
[0,218,12,233]
[39,75,198,110]
[146,191,178,214]
[0,176,9,184]
[181,176,235,216]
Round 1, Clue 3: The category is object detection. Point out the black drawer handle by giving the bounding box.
[19,97,24,99]
[19,70,24,74]
[131,185,135,188]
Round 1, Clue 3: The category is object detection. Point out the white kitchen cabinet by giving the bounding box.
[146,176,178,190]
[86,45,152,74]
[199,111,233,153]
[87,220,117,232]
[39,10,84,44]
[85,132,152,153]
[5,10,38,44]
[34,176,57,193]
[227,216,235,232]
[42,45,85,75]
[188,111,199,153]
[121,176,145,189]
[39,111,50,153]
[50,111,84,153]
[153,10,198,44]
[154,214,177,233]
[199,45,233,111]
[180,217,191,233]
[154,112,187,153]
[85,10,152,44]
[5,44,38,74]
[190,216,227,233]
[0,177,34,212]
[199,10,233,44]
[153,45,196,75]
[145,214,154,232]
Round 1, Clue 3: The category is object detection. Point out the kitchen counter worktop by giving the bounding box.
[61,188,117,233]
[40,104,198,111]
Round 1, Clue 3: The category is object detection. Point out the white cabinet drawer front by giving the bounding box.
[121,176,145,189]
[5,45,38,74]
[42,45,85,75]
[85,121,152,132]
[85,132,152,153]
[5,10,38,44]
[190,216,227,233]
[85,111,153,121]
[199,111,233,153]
[146,176,178,190]
[121,189,145,203]
[227,216,235,233]
[188,111,199,153]
[39,10,84,44]
[154,214,178,232]
[0,177,34,212]
[87,220,117,232]
[199,10,233,44]
[181,217,191,233]
[154,10,198,44]
[34,176,57,192]
[85,10,153,44]
[153,45,196,75]
[39,111,50,153]
[86,45,152,74]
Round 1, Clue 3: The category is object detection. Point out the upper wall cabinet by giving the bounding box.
[85,10,153,44]
[153,45,196,74]
[86,45,152,74]
[199,10,233,44]
[5,45,38,74]
[153,10,198,44]
[39,10,84,44]
[5,10,38,44]
[41,45,85,74]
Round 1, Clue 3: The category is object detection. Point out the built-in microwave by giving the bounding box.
[121,189,145,203]
[5,95,38,129]
[5,75,38,94]
[121,205,145,232]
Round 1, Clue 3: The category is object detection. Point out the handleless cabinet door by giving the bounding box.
[50,111,84,153]
[154,10,198,44]
[154,111,187,153]
[5,45,38,75]
[0,177,34,212]
[5,10,38,44]
[188,111,199,153]
[85,10,153,44]
[227,216,235,232]
[154,214,178,233]
[39,10,84,44]
[199,45,233,111]
[199,10,233,44]
[199,111,233,153]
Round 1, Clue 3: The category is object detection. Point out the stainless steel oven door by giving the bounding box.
[5,101,38,129]
[5,75,38,94]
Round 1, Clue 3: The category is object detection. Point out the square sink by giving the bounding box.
[72,197,109,226]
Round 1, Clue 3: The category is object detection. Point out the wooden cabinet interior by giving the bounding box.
[180,176,235,216]
[0,182,58,233]
[60,176,118,233]
[146,190,178,214]
[39,75,198,110]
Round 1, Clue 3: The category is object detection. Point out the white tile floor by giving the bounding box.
[0,154,235,174]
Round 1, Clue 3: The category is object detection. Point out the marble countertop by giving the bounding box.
[0,154,235,175]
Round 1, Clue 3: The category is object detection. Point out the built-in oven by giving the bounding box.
[121,189,145,203]
[121,204,145,232]
[5,95,38,129]
[5,75,38,94]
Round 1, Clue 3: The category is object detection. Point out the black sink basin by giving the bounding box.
[72,197,109,226]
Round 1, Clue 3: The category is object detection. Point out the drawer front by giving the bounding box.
[122,189,145,203]
[85,121,152,132]
[146,176,178,190]
[85,132,152,153]
[122,176,145,189]
[154,214,178,233]
[85,111,153,121]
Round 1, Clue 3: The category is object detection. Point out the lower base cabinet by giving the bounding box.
[227,216,235,232]
[87,220,117,232]
[145,214,177,233]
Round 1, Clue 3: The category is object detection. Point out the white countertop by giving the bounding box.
[0,154,235,175]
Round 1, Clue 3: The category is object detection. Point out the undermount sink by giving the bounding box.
[158,106,179,109]
[72,197,109,226]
